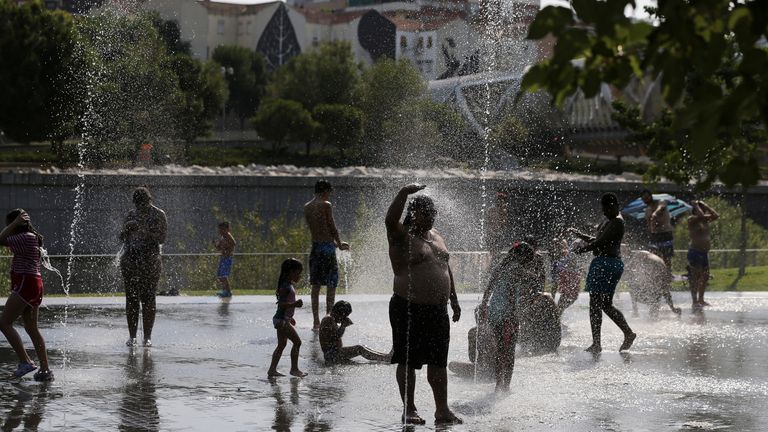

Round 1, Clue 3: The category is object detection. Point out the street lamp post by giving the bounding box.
[220,65,234,133]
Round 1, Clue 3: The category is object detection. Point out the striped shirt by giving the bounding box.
[5,232,41,275]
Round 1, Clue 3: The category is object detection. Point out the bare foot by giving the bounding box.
[619,332,637,351]
[267,370,285,377]
[585,344,602,354]
[402,411,426,425]
[312,324,320,333]
[435,411,463,425]
[290,369,308,377]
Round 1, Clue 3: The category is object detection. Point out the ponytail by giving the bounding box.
[276,258,303,297]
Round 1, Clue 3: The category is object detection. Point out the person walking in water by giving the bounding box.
[478,241,534,393]
[319,300,391,365]
[386,184,462,425]
[641,190,675,269]
[570,193,636,354]
[267,258,307,378]
[687,200,719,309]
[213,221,236,298]
[304,180,350,331]
[120,187,167,348]
[0,210,54,381]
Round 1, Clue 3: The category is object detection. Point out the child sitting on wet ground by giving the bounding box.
[0,210,54,381]
[267,258,308,378]
[319,301,391,365]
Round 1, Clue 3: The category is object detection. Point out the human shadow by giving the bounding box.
[119,349,159,432]
[1,383,52,431]
[270,377,300,432]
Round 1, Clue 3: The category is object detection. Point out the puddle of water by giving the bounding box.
[0,292,766,430]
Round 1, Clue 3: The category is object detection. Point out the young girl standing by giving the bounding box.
[0,210,53,381]
[267,258,308,378]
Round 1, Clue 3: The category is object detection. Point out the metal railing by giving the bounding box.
[0,249,764,295]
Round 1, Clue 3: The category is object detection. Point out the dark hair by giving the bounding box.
[507,241,534,264]
[314,180,333,194]
[640,189,652,197]
[403,195,437,226]
[277,258,303,296]
[218,221,230,229]
[6,209,43,247]
[601,192,619,207]
[523,235,538,249]
[133,187,152,205]
[332,300,352,318]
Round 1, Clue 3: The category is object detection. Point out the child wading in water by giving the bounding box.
[213,221,236,298]
[0,210,54,381]
[267,258,308,377]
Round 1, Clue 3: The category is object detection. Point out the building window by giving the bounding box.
[246,21,251,35]
[217,20,225,35]
[400,35,407,48]
[417,37,424,49]
[427,36,433,49]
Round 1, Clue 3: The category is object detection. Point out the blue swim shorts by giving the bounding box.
[217,256,233,278]
[585,256,624,295]
[309,242,339,288]
[687,249,709,269]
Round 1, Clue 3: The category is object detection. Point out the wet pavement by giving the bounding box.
[0,292,767,431]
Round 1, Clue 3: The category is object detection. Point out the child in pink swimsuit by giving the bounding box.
[267,258,308,378]
[0,209,53,381]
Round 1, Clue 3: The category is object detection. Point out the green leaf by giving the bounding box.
[689,122,717,160]
[571,0,597,23]
[527,6,574,40]
[521,64,548,92]
[582,69,601,98]
[553,28,590,63]
[740,48,768,75]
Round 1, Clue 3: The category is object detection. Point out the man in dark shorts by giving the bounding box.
[641,190,675,269]
[120,187,167,348]
[570,193,636,354]
[304,180,350,331]
[385,184,462,425]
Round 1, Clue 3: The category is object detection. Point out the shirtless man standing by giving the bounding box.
[304,180,350,331]
[386,184,462,426]
[641,190,675,269]
[687,200,719,308]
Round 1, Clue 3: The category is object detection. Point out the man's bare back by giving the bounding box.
[304,198,338,244]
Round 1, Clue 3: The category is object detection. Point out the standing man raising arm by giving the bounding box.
[687,200,719,309]
[386,184,462,426]
[304,180,350,331]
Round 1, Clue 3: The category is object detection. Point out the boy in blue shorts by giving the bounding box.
[214,221,236,298]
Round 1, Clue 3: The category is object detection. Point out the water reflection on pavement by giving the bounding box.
[0,292,765,431]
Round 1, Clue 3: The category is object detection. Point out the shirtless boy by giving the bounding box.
[319,301,390,365]
[687,200,719,308]
[304,180,350,331]
[214,221,236,298]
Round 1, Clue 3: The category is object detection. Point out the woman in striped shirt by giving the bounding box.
[0,209,53,381]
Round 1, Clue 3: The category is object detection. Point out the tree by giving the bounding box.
[313,104,364,157]
[0,0,78,145]
[149,12,191,56]
[168,55,228,153]
[75,12,185,167]
[488,115,529,158]
[522,0,768,283]
[270,41,360,110]
[355,59,427,144]
[252,99,315,151]
[212,45,267,129]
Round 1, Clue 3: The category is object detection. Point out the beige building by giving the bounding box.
[143,0,542,79]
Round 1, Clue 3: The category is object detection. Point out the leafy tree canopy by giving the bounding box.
[522,0,768,190]
[0,0,77,143]
[312,104,364,156]
[212,45,267,126]
[252,99,315,150]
